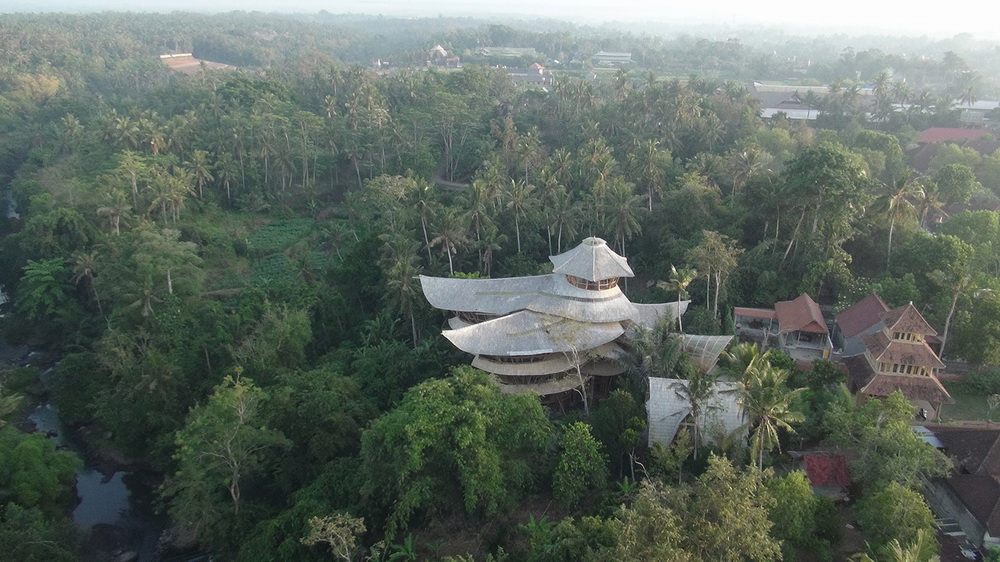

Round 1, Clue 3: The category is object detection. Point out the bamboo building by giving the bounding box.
[420,237,709,408]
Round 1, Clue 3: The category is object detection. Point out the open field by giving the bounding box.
[160,53,234,74]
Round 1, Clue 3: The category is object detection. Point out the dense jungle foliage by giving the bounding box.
[2,10,1000,561]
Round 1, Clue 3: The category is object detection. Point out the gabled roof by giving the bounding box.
[882,302,937,336]
[774,293,827,335]
[930,426,1000,476]
[803,454,850,487]
[843,355,953,404]
[917,127,989,143]
[945,475,1000,536]
[549,237,634,281]
[836,293,889,339]
[861,331,945,369]
[442,310,624,356]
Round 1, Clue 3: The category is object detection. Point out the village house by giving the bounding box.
[734,292,832,362]
[923,425,1000,549]
[840,300,953,418]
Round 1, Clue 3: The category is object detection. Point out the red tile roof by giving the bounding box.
[836,293,889,339]
[803,454,850,487]
[843,355,954,405]
[881,303,937,336]
[861,331,945,370]
[734,307,777,320]
[775,293,827,335]
[918,127,990,143]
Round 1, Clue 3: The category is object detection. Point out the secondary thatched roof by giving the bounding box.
[443,310,624,356]
[549,237,634,281]
[421,274,686,327]
[681,335,735,373]
[647,378,745,448]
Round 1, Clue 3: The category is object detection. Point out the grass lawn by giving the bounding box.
[941,381,995,422]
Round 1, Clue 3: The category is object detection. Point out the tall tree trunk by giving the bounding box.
[940,290,960,359]
[167,267,173,295]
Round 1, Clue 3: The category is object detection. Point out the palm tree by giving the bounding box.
[187,150,214,199]
[671,368,719,460]
[97,187,132,236]
[408,179,438,263]
[876,171,923,270]
[915,182,944,230]
[548,187,580,254]
[71,250,104,317]
[430,208,469,276]
[505,179,537,254]
[739,361,804,470]
[601,178,644,258]
[656,265,697,333]
[384,250,423,347]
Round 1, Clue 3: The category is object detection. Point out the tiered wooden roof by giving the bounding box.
[882,302,937,336]
[861,331,945,370]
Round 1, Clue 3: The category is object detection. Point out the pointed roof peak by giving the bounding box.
[550,237,634,281]
[882,302,936,336]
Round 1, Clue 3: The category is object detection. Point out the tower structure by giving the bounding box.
[420,237,688,406]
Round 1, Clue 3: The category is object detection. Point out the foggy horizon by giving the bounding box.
[5,0,1000,42]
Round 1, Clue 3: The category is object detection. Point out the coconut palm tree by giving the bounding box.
[601,178,644,258]
[739,361,804,470]
[430,208,469,276]
[671,368,719,460]
[187,149,214,199]
[71,250,104,317]
[656,265,697,333]
[876,172,923,270]
[505,179,537,254]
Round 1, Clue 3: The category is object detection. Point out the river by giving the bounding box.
[2,341,170,561]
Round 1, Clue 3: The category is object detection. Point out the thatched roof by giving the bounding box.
[443,310,624,356]
[421,273,686,327]
[471,342,625,376]
[647,378,745,448]
[549,237,633,281]
[681,335,735,373]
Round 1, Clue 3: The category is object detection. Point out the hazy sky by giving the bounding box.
[15,0,1000,40]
